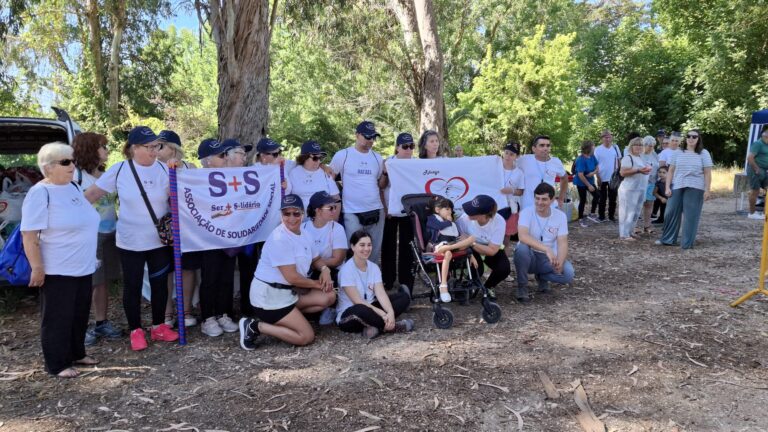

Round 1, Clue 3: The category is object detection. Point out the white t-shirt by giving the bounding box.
[336,258,383,323]
[516,154,566,209]
[301,220,347,260]
[329,147,384,213]
[456,213,506,246]
[75,168,117,233]
[658,148,681,166]
[670,149,713,191]
[95,160,170,251]
[21,182,100,277]
[594,144,621,183]
[250,224,314,309]
[288,165,340,210]
[503,167,524,212]
[517,206,568,255]
[618,154,649,191]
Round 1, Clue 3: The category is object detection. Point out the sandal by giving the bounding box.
[644,227,656,234]
[56,367,79,378]
[632,228,643,236]
[74,356,100,366]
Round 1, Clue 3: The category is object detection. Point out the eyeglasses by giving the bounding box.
[264,151,281,157]
[141,143,164,151]
[321,204,339,211]
[309,154,323,161]
[686,134,699,139]
[399,144,415,150]
[281,211,302,218]
[54,159,75,166]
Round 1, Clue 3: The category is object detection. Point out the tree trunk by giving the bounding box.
[413,0,447,151]
[107,1,126,126]
[390,0,424,128]
[86,0,104,113]
[207,0,271,152]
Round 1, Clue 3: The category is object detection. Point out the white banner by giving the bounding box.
[177,165,282,252]
[386,156,506,215]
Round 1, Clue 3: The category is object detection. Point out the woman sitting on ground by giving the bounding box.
[238,194,336,350]
[336,230,414,339]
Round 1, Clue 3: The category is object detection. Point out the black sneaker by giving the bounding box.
[516,287,530,304]
[238,317,259,351]
[486,287,497,301]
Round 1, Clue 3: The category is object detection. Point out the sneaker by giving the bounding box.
[184,315,198,327]
[579,219,588,228]
[538,279,551,294]
[217,314,239,333]
[239,317,259,351]
[319,307,336,325]
[598,217,607,223]
[516,287,530,304]
[164,315,176,328]
[130,328,148,351]
[93,320,122,339]
[201,317,224,337]
[748,212,765,220]
[150,323,179,342]
[85,325,98,347]
[394,319,415,333]
[486,287,497,301]
[440,292,452,303]
[652,218,664,225]
[362,326,380,339]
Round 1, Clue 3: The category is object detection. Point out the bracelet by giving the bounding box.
[320,265,329,272]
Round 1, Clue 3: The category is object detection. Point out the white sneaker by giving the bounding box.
[319,307,336,325]
[748,212,765,220]
[201,317,223,337]
[216,314,239,333]
[184,315,198,327]
[440,292,452,303]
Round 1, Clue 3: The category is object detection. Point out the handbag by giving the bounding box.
[355,209,380,226]
[609,149,632,192]
[0,225,32,285]
[128,160,173,246]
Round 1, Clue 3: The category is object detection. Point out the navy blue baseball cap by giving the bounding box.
[656,129,666,137]
[396,133,414,146]
[280,194,304,211]
[300,140,327,156]
[220,138,253,153]
[127,126,158,145]
[256,137,281,154]
[308,191,340,211]
[157,130,181,147]
[504,141,520,154]
[356,121,381,139]
[197,138,226,159]
[462,194,496,216]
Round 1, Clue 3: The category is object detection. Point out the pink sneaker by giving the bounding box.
[150,323,179,342]
[130,328,148,351]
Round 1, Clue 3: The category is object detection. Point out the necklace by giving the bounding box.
[533,210,551,242]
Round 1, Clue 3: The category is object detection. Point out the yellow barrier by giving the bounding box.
[731,213,768,307]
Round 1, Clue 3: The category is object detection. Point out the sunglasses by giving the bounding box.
[363,135,377,141]
[321,204,339,211]
[399,144,415,150]
[55,159,75,166]
[141,143,164,151]
[309,154,324,161]
[686,134,699,139]
[264,151,281,157]
[281,210,302,218]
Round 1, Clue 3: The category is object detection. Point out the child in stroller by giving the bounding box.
[425,197,478,303]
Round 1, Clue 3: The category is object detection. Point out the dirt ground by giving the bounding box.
[1,196,767,432]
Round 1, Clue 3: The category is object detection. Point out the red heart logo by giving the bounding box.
[425,177,469,200]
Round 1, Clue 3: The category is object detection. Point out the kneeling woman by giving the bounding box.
[239,194,336,350]
[336,230,414,339]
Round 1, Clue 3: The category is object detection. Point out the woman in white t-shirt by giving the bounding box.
[336,230,414,339]
[72,133,122,347]
[617,137,652,240]
[456,194,511,301]
[22,142,100,378]
[288,140,340,215]
[84,126,178,351]
[238,194,336,350]
[303,191,347,281]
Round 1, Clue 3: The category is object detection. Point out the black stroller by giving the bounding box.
[401,193,502,329]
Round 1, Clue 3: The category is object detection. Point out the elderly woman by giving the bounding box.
[617,137,652,240]
[288,140,340,213]
[418,130,443,159]
[456,194,510,301]
[640,136,660,234]
[71,133,123,347]
[336,230,414,339]
[657,129,713,249]
[238,194,336,350]
[84,126,178,351]
[156,130,200,329]
[380,133,416,293]
[22,142,100,377]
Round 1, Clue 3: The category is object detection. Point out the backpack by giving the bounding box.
[0,224,32,285]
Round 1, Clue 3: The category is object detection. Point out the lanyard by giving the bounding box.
[535,159,549,184]
[355,265,373,301]
[533,212,550,242]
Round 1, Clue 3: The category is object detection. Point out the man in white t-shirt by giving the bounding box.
[514,183,575,303]
[329,121,386,263]
[593,129,621,221]
[516,135,567,210]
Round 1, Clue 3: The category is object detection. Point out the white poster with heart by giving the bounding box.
[385,155,506,216]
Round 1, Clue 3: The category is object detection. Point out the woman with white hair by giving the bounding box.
[640,136,660,234]
[617,137,652,240]
[22,142,100,377]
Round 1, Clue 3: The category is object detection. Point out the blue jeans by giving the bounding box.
[513,243,575,298]
[343,209,385,264]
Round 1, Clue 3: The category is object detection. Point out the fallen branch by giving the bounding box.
[538,371,560,399]
[700,379,768,390]
[262,403,286,413]
[503,405,528,431]
[685,352,708,368]
[478,382,509,393]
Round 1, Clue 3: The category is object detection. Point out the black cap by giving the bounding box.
[462,194,495,216]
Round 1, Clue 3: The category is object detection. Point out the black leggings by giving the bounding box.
[200,249,236,320]
[119,247,171,330]
[40,274,92,374]
[472,249,511,289]
[337,291,411,333]
[598,181,617,220]
[381,216,415,289]
[238,242,264,318]
[577,185,600,218]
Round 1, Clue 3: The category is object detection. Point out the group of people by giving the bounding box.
[24,119,721,379]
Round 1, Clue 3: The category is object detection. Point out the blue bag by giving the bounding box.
[0,225,32,286]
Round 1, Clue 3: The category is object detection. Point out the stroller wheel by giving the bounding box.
[481,300,502,324]
[433,307,454,329]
